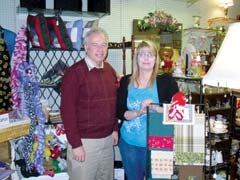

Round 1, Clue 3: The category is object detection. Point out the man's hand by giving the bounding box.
[72,146,85,162]
[112,131,118,146]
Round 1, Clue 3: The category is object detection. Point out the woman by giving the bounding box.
[116,40,179,180]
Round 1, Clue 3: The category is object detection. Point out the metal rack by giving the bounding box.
[29,36,133,111]
[29,49,84,111]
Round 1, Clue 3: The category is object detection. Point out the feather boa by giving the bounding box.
[10,26,46,175]
[18,62,46,174]
[10,26,28,109]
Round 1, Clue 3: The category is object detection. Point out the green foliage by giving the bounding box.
[137,10,181,33]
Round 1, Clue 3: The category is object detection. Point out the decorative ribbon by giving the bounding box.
[55,124,65,136]
[168,92,187,121]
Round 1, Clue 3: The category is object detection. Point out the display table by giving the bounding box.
[9,125,68,180]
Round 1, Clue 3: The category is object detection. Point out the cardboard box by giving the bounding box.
[178,165,204,180]
[0,113,9,128]
[114,168,125,180]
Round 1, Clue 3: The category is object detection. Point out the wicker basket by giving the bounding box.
[0,121,30,143]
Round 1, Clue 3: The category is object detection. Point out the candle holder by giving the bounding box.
[193,16,201,28]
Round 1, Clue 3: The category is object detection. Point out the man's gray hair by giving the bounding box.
[83,27,109,45]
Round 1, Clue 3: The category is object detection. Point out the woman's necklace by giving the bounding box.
[138,77,150,88]
[137,71,152,88]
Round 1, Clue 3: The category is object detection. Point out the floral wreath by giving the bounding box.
[137,10,181,33]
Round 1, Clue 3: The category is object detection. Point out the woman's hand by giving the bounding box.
[124,99,163,120]
[149,104,163,113]
[141,99,153,112]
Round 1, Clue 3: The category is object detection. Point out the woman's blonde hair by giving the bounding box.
[130,40,159,88]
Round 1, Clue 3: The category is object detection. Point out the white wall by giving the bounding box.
[0,0,240,74]
[1,0,240,39]
[98,0,239,41]
[99,0,240,74]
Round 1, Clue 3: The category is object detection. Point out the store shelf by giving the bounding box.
[17,7,108,18]
[183,27,216,37]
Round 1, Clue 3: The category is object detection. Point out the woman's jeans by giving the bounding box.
[118,137,146,180]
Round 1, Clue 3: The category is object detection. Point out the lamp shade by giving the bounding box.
[202,22,240,89]
[218,0,234,8]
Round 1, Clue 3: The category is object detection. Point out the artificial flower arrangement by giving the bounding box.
[137,10,181,33]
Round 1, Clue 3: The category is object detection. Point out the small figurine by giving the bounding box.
[173,57,184,77]
[159,46,174,73]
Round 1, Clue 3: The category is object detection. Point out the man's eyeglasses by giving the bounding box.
[137,53,156,58]
[88,43,108,49]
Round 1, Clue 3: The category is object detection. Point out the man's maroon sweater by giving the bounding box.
[60,59,118,148]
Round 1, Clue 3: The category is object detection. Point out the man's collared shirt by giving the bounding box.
[84,56,104,71]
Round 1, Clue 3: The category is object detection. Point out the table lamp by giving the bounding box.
[202,22,240,90]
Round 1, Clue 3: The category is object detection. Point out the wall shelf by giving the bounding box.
[17,7,108,18]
